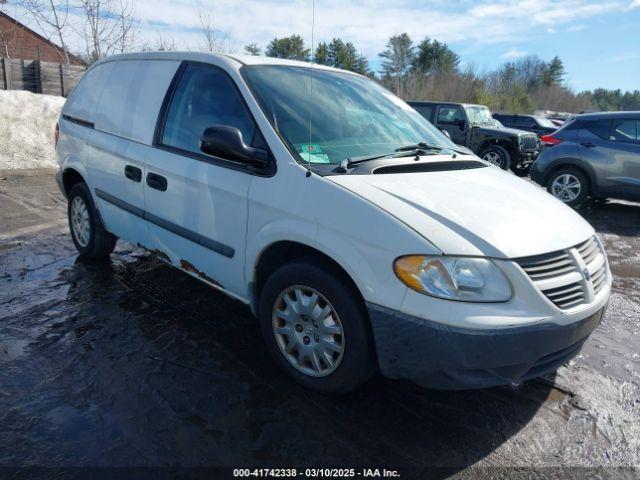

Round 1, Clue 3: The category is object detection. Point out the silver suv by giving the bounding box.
[531,112,640,206]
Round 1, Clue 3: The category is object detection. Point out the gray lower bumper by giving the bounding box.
[367,303,604,390]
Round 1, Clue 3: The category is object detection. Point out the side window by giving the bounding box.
[610,119,639,143]
[512,116,526,127]
[437,106,464,125]
[64,64,109,121]
[504,115,517,126]
[584,120,611,140]
[162,63,256,156]
[413,105,433,120]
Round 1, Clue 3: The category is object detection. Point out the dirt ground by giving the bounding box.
[1,170,639,479]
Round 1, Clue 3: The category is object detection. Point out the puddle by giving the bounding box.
[0,337,29,361]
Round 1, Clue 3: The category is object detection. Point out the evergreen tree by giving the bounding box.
[244,43,261,56]
[413,38,460,74]
[265,35,310,61]
[378,33,415,94]
[314,41,329,65]
[542,56,565,86]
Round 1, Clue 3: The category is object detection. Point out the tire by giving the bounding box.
[546,167,590,207]
[510,161,531,177]
[480,145,511,171]
[67,182,117,259]
[258,259,376,395]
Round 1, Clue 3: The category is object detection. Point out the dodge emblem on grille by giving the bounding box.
[583,267,591,281]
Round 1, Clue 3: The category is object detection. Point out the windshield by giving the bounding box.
[535,116,557,128]
[464,106,495,125]
[242,65,457,165]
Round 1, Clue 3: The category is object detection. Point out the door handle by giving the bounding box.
[124,165,142,182]
[580,141,596,148]
[146,172,168,192]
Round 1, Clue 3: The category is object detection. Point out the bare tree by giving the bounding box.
[17,0,71,63]
[198,10,235,53]
[78,0,137,62]
[114,0,138,54]
[141,31,177,52]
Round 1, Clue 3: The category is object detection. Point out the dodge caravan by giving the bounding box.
[55,53,611,394]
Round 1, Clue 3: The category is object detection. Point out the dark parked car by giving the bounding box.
[408,101,540,176]
[493,113,557,137]
[531,112,640,206]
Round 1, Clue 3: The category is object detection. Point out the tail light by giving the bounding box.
[54,123,60,148]
[540,134,562,146]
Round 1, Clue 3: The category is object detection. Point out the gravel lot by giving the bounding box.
[1,170,639,479]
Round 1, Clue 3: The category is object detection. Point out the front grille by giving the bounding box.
[519,134,539,151]
[516,236,608,310]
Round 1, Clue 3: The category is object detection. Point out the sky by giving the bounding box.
[4,0,640,92]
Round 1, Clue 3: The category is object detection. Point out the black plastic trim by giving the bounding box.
[124,165,142,182]
[373,160,486,174]
[146,172,168,191]
[94,188,235,258]
[62,114,94,129]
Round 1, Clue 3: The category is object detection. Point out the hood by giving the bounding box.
[329,157,594,259]
[473,124,534,138]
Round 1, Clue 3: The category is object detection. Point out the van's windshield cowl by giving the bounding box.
[241,65,460,175]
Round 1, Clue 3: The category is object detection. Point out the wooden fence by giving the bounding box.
[0,58,85,97]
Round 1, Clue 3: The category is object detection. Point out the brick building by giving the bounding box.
[0,11,84,65]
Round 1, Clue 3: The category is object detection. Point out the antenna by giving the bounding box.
[306,0,315,178]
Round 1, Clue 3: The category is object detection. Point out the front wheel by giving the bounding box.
[68,182,117,259]
[546,167,590,207]
[480,145,511,171]
[259,259,376,395]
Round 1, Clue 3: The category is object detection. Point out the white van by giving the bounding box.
[55,52,611,394]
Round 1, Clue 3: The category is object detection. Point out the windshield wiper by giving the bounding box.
[336,152,394,172]
[394,141,445,152]
[337,141,459,173]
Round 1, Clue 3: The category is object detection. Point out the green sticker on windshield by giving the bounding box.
[300,143,323,154]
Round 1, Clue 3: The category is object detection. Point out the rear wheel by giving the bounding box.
[259,259,376,395]
[546,167,590,207]
[480,145,511,171]
[68,183,117,259]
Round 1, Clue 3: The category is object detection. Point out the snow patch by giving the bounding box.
[0,90,66,170]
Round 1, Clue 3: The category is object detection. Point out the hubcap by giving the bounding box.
[70,196,91,247]
[483,151,503,167]
[551,174,581,202]
[272,286,345,377]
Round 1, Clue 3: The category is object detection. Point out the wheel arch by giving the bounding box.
[543,159,596,195]
[250,240,367,320]
[62,167,86,196]
[479,139,514,155]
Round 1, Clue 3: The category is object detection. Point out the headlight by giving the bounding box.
[393,255,512,302]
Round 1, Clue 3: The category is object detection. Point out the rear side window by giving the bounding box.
[520,117,537,128]
[63,64,109,121]
[493,114,510,124]
[413,105,433,120]
[94,60,180,144]
[610,119,639,143]
[162,63,256,156]
[437,106,464,124]
[584,119,611,140]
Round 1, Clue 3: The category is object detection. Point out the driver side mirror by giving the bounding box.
[199,126,268,167]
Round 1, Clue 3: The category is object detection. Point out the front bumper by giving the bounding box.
[368,303,605,390]
[514,150,539,164]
